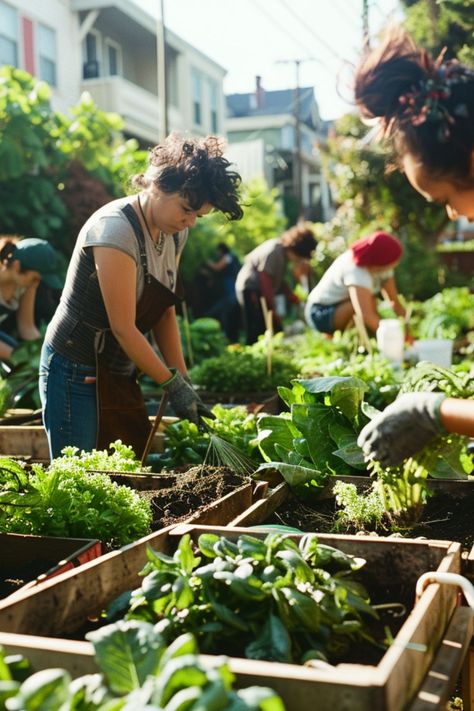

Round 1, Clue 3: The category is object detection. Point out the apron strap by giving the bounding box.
[121,203,151,283]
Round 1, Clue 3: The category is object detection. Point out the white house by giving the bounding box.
[0,0,227,145]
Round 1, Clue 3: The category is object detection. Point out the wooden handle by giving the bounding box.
[140,389,170,467]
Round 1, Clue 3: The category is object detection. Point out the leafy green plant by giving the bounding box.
[332,481,387,533]
[154,405,262,471]
[301,354,402,410]
[179,316,228,366]
[191,347,298,394]
[123,531,378,665]
[0,456,152,545]
[3,336,43,410]
[410,287,474,340]
[0,622,285,711]
[0,376,11,416]
[57,439,149,473]
[256,376,369,492]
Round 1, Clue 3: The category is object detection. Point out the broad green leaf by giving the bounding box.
[245,614,291,662]
[6,668,71,710]
[257,462,326,489]
[256,415,296,462]
[87,620,164,695]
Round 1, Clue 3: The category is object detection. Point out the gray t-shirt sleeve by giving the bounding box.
[83,213,139,263]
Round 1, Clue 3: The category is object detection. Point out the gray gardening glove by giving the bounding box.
[357,392,446,467]
[166,371,214,425]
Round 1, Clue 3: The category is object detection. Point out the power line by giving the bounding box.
[276,0,345,63]
[251,0,319,63]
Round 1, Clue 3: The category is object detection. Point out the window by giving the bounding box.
[105,38,121,76]
[208,80,219,133]
[38,24,56,85]
[166,46,179,108]
[191,70,202,125]
[83,31,100,78]
[0,1,18,67]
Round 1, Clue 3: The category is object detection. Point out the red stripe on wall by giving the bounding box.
[22,16,35,75]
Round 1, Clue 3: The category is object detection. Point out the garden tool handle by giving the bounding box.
[140,389,170,467]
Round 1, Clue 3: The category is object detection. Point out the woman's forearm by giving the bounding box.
[152,307,188,375]
[440,398,474,437]
[111,323,173,385]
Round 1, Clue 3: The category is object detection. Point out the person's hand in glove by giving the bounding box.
[165,371,214,426]
[357,392,446,467]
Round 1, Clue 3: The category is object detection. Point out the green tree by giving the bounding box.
[180,178,287,283]
[0,67,147,258]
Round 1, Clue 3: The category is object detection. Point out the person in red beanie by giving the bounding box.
[305,230,406,335]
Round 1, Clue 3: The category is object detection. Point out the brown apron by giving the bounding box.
[95,204,181,456]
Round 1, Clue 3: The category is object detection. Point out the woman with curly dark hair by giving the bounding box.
[354,26,474,221]
[40,133,243,458]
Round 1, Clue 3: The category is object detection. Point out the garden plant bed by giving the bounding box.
[237,474,474,550]
[0,533,101,600]
[136,466,254,529]
[0,524,463,710]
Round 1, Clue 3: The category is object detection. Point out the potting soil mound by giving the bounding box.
[138,466,248,529]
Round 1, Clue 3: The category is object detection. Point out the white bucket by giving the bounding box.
[376,319,404,364]
[414,338,453,367]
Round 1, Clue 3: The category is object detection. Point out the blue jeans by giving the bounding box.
[39,342,98,458]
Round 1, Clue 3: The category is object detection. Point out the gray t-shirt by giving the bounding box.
[235,238,286,303]
[46,196,187,373]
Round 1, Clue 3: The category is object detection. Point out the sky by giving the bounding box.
[133,0,404,120]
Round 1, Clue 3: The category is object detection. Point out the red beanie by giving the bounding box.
[351,231,403,267]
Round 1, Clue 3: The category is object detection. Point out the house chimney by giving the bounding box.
[255,75,264,109]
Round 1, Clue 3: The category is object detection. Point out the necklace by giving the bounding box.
[137,196,165,256]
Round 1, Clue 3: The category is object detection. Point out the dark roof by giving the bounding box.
[226,86,319,129]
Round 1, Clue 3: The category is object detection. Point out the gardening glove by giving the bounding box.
[165,371,214,425]
[357,392,446,467]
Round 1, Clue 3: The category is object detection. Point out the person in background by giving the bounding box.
[0,236,63,361]
[235,225,317,344]
[204,242,241,341]
[358,394,474,467]
[305,230,406,335]
[39,133,243,459]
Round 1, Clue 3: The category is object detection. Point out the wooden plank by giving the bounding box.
[0,526,464,711]
[408,607,473,710]
[228,482,290,527]
[461,644,474,711]
[0,633,96,676]
[0,425,164,458]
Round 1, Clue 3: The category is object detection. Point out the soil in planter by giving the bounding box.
[266,489,474,550]
[138,466,248,530]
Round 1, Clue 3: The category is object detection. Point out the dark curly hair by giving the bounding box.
[131,133,243,220]
[280,224,317,258]
[354,27,474,186]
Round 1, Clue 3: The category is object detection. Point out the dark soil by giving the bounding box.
[138,465,248,529]
[266,489,474,551]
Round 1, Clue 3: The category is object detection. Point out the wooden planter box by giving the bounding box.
[0,523,463,710]
[0,420,167,460]
[0,533,102,600]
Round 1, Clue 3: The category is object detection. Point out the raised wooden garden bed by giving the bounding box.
[0,417,172,460]
[0,533,101,600]
[0,523,464,710]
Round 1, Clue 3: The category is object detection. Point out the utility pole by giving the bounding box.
[157,0,168,140]
[277,58,314,220]
[362,0,370,49]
